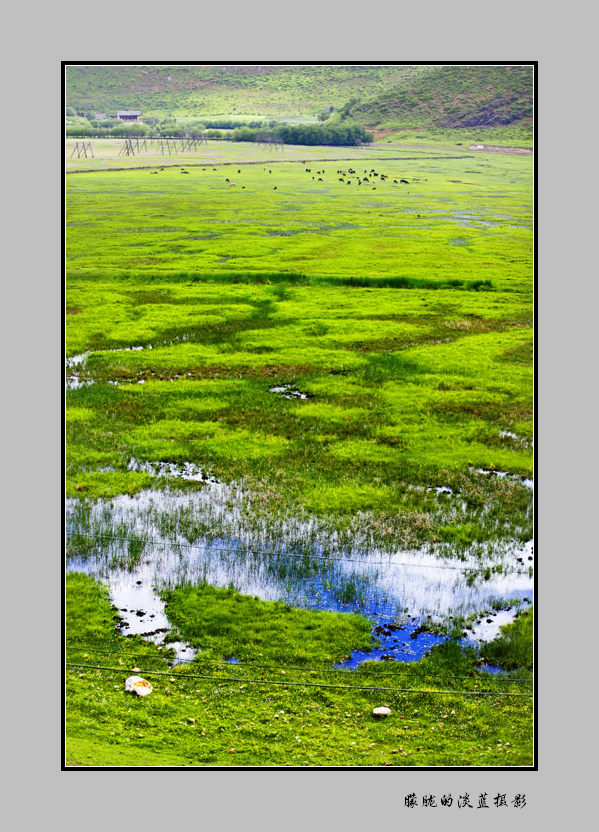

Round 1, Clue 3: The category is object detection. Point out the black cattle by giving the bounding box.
[400,179,409,184]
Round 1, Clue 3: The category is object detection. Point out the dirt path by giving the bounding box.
[378,141,533,156]
[467,144,533,155]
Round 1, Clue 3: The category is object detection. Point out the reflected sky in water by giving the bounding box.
[67,487,533,666]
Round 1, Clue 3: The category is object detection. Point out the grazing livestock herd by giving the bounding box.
[308,166,412,190]
[147,162,421,195]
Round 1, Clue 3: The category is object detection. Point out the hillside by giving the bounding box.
[344,64,533,129]
[65,64,427,119]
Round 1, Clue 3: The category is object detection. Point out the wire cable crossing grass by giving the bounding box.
[66,664,533,697]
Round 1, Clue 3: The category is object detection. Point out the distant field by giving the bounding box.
[373,126,534,149]
[65,138,379,171]
[65,136,532,172]
[65,138,472,172]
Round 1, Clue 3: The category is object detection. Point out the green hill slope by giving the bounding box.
[344,64,533,129]
[65,64,534,142]
[65,64,427,119]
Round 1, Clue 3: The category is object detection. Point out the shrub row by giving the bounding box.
[65,122,373,146]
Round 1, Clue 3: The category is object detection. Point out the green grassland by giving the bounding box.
[66,140,533,766]
[65,573,533,767]
[66,149,532,538]
[374,126,534,148]
[66,152,531,282]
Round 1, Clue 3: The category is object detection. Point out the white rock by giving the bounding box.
[372,707,391,717]
[125,675,153,696]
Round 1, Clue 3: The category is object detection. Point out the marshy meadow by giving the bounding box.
[65,109,534,767]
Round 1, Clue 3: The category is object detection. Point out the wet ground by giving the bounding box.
[472,467,533,489]
[127,458,218,483]
[66,485,533,669]
[66,347,146,390]
[110,572,197,664]
[269,384,309,400]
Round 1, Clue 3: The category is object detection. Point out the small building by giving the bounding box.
[117,110,141,122]
[94,113,107,120]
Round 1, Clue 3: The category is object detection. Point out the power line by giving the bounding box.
[65,663,533,697]
[64,643,533,683]
[65,531,533,575]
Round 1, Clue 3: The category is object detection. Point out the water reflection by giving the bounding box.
[66,488,533,667]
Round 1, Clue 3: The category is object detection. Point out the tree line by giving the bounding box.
[65,120,372,146]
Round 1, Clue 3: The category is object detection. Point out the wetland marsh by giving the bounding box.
[65,138,533,766]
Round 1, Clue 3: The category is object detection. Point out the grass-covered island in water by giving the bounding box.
[65,63,534,767]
